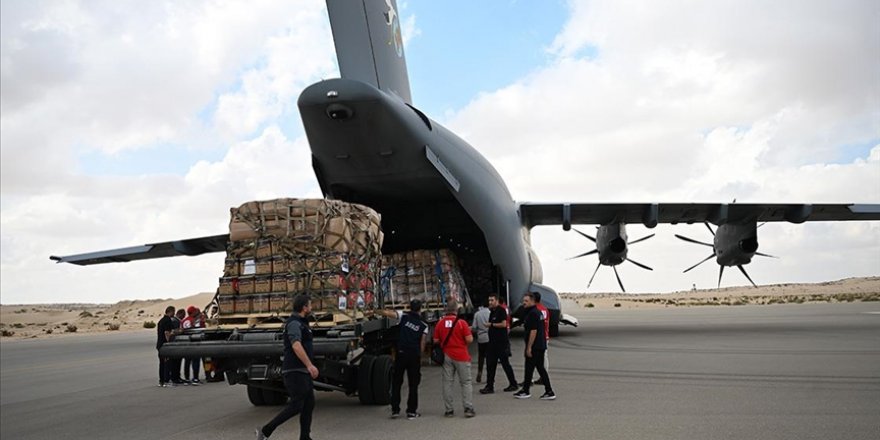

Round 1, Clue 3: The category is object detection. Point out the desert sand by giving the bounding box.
[2,277,878,340]
[0,291,216,340]
[563,276,880,309]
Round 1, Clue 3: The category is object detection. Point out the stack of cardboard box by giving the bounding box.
[379,249,471,310]
[217,198,382,323]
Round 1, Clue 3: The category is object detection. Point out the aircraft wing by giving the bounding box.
[50,234,229,266]
[519,203,880,229]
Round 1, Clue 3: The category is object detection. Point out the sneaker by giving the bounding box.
[540,391,557,400]
[444,410,454,418]
[255,428,268,440]
[503,384,519,392]
[464,408,476,418]
[390,411,400,419]
[190,380,200,387]
[513,390,531,399]
[192,378,201,384]
[406,412,420,420]
[158,382,166,387]
[479,387,494,394]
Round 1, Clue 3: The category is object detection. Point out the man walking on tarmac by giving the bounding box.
[374,299,429,419]
[513,292,555,401]
[257,294,318,440]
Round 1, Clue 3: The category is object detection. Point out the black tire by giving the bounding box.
[247,384,266,406]
[357,355,375,405]
[262,386,289,405]
[371,355,393,405]
[549,309,561,337]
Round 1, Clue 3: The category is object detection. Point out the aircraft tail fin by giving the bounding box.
[326,0,412,103]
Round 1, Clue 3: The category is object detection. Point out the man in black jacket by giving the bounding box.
[155,306,176,387]
[257,295,319,440]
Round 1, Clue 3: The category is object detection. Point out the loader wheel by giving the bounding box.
[247,384,266,406]
[357,355,375,405]
[262,387,288,406]
[371,355,393,405]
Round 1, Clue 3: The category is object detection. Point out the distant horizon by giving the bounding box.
[2,1,878,304]
[3,275,876,307]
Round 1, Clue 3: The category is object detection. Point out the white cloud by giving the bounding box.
[0,1,331,304]
[1,0,878,304]
[446,0,880,293]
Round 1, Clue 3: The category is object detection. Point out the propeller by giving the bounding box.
[569,227,654,293]
[676,222,778,288]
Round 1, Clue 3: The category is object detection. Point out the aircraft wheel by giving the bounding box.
[357,355,375,405]
[247,384,266,406]
[371,355,393,405]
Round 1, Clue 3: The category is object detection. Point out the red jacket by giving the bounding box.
[433,314,472,362]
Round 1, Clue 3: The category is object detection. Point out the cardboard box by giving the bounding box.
[255,276,272,294]
[252,295,269,313]
[238,276,255,294]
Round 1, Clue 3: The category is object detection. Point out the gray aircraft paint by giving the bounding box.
[50,0,880,322]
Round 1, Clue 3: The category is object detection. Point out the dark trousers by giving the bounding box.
[391,351,421,413]
[486,344,517,389]
[158,353,171,384]
[184,357,201,380]
[262,372,314,440]
[522,348,552,394]
[476,342,488,377]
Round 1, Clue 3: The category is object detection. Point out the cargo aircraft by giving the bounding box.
[51,0,880,336]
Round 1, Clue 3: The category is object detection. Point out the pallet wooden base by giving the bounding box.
[215,310,366,329]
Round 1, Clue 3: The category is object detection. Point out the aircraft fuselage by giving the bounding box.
[298,79,556,311]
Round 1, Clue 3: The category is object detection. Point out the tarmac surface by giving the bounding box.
[2,301,879,440]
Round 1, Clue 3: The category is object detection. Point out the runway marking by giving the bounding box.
[863,312,880,314]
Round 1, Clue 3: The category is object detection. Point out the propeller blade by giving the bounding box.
[587,262,602,288]
[675,234,714,247]
[737,265,757,288]
[567,249,598,260]
[704,222,715,236]
[628,233,655,245]
[754,252,778,258]
[572,228,596,242]
[683,253,716,273]
[626,257,653,271]
[718,265,725,288]
[612,265,626,293]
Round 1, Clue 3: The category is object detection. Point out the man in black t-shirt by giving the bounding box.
[513,292,555,400]
[375,299,429,419]
[480,294,518,394]
[156,306,176,387]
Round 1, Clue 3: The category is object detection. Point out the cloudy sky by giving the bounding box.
[1,0,878,305]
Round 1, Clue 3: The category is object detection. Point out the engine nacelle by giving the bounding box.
[714,223,758,266]
[597,223,628,266]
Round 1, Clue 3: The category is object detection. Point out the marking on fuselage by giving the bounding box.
[426,146,461,192]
